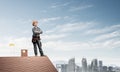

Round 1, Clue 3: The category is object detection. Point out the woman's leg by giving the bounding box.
[33,42,38,56]
[37,40,44,56]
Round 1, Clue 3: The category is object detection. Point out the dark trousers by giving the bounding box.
[33,40,44,56]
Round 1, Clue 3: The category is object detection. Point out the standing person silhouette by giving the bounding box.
[32,20,44,56]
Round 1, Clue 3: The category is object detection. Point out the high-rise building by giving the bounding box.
[88,65,92,72]
[103,66,107,72]
[76,65,82,72]
[91,59,98,72]
[108,66,113,72]
[98,60,103,72]
[56,58,119,72]
[61,64,68,72]
[67,58,76,72]
[82,58,87,72]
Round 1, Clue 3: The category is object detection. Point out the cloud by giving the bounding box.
[69,5,93,11]
[93,31,120,41]
[1,21,119,52]
[83,24,120,50]
[43,22,120,51]
[45,21,94,34]
[85,24,120,35]
[41,21,120,50]
[93,39,120,49]
[42,33,68,40]
[50,2,70,8]
[44,41,90,51]
[43,37,120,52]
[39,17,61,23]
[0,36,33,56]
[81,23,120,50]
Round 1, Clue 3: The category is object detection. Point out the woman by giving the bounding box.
[32,20,44,56]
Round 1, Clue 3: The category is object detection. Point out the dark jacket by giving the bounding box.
[32,26,43,42]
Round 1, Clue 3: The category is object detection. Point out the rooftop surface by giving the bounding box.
[0,56,58,72]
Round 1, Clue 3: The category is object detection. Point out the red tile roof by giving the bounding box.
[0,56,58,72]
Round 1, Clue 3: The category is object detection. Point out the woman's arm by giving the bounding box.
[32,27,43,35]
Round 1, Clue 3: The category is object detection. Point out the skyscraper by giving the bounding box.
[76,65,82,72]
[82,58,87,72]
[67,58,76,72]
[88,65,92,72]
[61,64,68,72]
[98,60,103,72]
[103,66,107,72]
[91,59,98,72]
[108,66,113,72]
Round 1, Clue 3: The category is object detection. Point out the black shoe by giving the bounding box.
[41,54,45,56]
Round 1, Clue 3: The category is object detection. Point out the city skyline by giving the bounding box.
[56,58,120,72]
[0,0,120,66]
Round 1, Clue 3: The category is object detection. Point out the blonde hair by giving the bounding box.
[32,20,38,26]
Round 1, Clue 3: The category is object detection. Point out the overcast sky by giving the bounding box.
[0,0,120,66]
